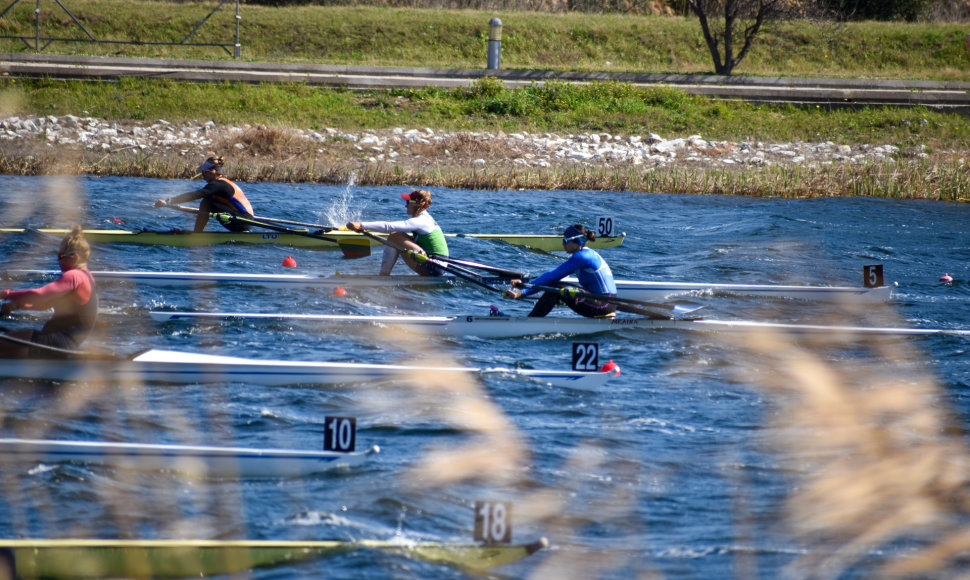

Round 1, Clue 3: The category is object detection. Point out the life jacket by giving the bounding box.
[212,177,254,215]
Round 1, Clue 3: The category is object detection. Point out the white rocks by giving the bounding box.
[0,114,909,171]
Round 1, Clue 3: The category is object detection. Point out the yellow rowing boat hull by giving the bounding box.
[0,228,625,252]
[0,537,548,577]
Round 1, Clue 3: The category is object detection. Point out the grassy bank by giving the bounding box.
[3,76,970,199]
[2,2,970,198]
[10,77,969,149]
[2,2,970,80]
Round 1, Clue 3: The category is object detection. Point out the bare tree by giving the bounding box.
[686,0,788,75]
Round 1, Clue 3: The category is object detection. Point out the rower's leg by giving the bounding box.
[569,298,617,319]
[397,238,431,276]
[527,292,560,317]
[378,246,399,275]
[383,232,418,275]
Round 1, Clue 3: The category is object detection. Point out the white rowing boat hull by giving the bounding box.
[0,349,617,389]
[150,312,970,340]
[6,270,894,303]
[0,438,378,479]
[0,537,548,577]
[613,279,893,303]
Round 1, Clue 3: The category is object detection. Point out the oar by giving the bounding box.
[517,282,704,320]
[428,255,525,279]
[160,205,370,259]
[0,332,117,359]
[165,204,335,231]
[228,215,371,259]
[227,214,338,231]
[348,226,506,294]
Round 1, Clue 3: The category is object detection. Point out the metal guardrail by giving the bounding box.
[2,53,968,112]
[0,0,241,57]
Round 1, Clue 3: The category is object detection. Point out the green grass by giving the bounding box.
[1,1,968,148]
[7,76,970,151]
[2,1,970,198]
[2,1,970,79]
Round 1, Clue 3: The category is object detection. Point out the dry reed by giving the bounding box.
[1,129,967,200]
[721,300,970,579]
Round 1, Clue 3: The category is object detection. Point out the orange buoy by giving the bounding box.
[282,256,297,268]
[333,287,347,296]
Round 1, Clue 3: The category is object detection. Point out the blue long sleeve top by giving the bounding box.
[523,247,617,297]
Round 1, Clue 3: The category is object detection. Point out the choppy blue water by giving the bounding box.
[2,175,970,579]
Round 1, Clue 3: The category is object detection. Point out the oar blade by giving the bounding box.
[337,238,371,259]
[672,304,706,317]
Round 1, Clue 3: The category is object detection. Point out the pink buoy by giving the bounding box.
[941,273,953,283]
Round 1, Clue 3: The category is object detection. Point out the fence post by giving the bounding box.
[35,0,40,50]
[235,0,241,58]
[487,17,502,70]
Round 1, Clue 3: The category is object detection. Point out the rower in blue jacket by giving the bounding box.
[504,224,617,318]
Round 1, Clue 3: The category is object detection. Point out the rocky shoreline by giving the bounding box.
[0,114,919,171]
[0,113,960,200]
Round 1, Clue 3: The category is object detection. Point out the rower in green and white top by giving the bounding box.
[347,189,449,276]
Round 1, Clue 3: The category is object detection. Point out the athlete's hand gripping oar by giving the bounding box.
[347,225,505,294]
[515,282,704,320]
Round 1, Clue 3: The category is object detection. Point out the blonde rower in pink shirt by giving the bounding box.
[0,225,98,357]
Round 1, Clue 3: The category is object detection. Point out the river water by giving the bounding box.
[2,175,970,579]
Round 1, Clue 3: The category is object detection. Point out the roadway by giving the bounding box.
[1,52,968,111]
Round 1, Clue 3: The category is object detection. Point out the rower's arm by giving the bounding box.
[523,258,579,297]
[161,189,206,206]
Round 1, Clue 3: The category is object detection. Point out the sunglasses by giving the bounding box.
[562,235,585,244]
[57,252,76,260]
